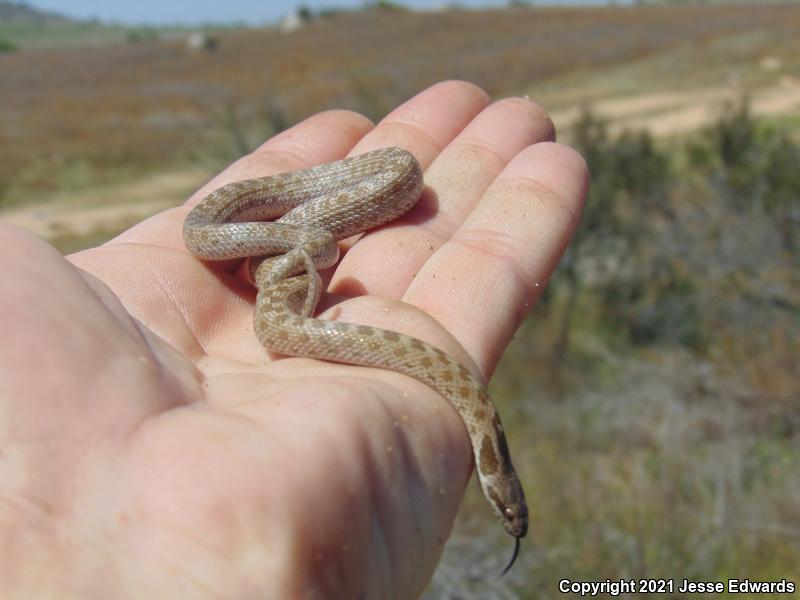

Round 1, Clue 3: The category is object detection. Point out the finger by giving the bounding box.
[406,142,589,378]
[318,79,492,303]
[104,109,375,252]
[0,225,199,441]
[333,95,555,300]
[424,97,555,224]
[104,81,485,259]
[186,109,375,208]
[69,110,376,363]
[350,79,491,167]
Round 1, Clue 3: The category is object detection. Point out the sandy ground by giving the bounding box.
[2,74,799,247]
[0,170,209,242]
[548,75,800,137]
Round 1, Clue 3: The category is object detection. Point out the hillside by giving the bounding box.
[0,0,129,51]
[0,0,70,24]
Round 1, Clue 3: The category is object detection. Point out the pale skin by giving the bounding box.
[0,81,588,599]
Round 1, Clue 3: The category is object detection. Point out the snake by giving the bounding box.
[183,146,528,572]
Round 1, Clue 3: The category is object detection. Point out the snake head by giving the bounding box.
[481,415,528,539]
[498,490,528,539]
[493,481,528,576]
[502,502,528,539]
[486,476,528,539]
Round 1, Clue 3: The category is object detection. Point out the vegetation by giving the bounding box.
[427,104,799,599]
[0,1,126,50]
[3,4,800,209]
[365,0,410,11]
[0,1,237,52]
[125,27,160,44]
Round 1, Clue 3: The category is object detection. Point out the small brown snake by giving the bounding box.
[183,147,528,572]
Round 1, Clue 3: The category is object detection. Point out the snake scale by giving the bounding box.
[183,147,528,572]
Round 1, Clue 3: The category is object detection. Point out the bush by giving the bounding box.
[695,101,800,253]
[555,106,797,354]
[364,0,408,11]
[126,27,160,44]
[0,38,17,53]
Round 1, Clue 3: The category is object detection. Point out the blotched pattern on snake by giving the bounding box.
[183,147,528,571]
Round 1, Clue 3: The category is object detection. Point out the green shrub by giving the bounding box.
[695,100,800,251]
[555,106,797,354]
[0,38,17,53]
[126,27,160,44]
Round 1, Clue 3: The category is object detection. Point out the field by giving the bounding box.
[2,5,800,209]
[1,3,798,598]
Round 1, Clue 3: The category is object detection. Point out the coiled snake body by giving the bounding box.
[183,147,528,571]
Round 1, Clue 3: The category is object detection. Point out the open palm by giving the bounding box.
[0,81,587,599]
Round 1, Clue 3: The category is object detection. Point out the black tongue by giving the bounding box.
[500,536,521,577]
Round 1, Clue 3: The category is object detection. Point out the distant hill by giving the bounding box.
[0,1,128,51]
[0,1,73,25]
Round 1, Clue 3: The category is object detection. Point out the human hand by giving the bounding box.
[0,81,587,599]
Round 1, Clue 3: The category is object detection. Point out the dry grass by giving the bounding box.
[3,5,800,208]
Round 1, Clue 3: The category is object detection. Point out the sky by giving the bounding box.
[27,0,607,26]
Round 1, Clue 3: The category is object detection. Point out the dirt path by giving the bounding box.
[0,169,209,242]
[547,76,800,137]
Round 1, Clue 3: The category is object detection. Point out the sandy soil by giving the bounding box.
[548,76,800,137]
[0,170,208,241]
